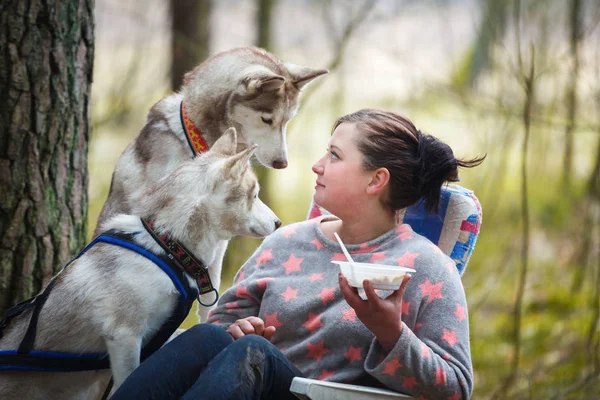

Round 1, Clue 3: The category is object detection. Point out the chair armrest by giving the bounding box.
[290,377,413,400]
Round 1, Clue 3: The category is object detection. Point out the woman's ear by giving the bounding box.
[366,167,390,195]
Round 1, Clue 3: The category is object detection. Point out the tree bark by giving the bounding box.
[170,0,212,91]
[0,0,94,314]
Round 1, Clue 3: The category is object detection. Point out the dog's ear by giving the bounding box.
[224,144,257,177]
[244,67,285,94]
[284,63,328,90]
[211,127,238,156]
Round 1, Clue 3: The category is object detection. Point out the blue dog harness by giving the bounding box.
[0,228,204,372]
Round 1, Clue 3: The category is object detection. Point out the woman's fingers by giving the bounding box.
[338,273,364,310]
[226,324,245,340]
[246,316,265,336]
[263,326,277,341]
[363,280,383,309]
[388,274,412,305]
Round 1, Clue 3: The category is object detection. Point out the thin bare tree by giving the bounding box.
[562,0,584,189]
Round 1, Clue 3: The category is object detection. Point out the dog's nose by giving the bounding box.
[274,220,282,230]
[272,160,288,169]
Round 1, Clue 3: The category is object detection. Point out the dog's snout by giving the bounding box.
[274,220,282,230]
[272,160,288,169]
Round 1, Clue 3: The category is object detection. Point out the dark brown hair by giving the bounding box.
[333,109,485,213]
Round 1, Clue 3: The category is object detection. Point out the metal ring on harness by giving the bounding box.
[197,288,219,307]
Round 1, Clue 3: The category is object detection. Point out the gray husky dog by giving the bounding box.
[96,47,327,317]
[0,129,280,399]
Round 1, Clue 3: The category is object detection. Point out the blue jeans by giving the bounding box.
[111,324,303,400]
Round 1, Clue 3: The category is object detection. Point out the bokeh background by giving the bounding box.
[88,0,600,398]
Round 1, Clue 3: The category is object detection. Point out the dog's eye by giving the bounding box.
[261,117,273,125]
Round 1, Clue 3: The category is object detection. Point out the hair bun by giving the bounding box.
[415,131,459,212]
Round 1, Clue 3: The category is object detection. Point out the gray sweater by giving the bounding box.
[207,216,473,399]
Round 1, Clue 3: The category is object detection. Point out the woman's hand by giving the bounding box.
[226,316,277,341]
[339,272,411,353]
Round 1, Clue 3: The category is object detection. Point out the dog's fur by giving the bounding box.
[96,47,326,319]
[0,129,280,399]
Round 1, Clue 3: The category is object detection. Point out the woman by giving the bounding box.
[112,109,484,400]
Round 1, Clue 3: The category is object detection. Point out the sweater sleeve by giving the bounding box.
[206,235,279,329]
[363,252,474,400]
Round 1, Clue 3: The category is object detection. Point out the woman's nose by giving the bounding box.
[312,159,323,175]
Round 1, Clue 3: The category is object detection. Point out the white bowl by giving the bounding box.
[332,261,415,290]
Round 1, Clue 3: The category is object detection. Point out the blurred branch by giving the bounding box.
[299,0,378,109]
[492,2,536,396]
[561,0,583,190]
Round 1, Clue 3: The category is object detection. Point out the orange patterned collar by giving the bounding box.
[180,101,209,156]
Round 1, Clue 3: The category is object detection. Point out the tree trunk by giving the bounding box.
[253,0,277,207]
[170,0,212,91]
[0,0,94,314]
[256,0,274,52]
[562,0,582,188]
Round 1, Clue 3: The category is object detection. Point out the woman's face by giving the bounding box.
[312,123,374,217]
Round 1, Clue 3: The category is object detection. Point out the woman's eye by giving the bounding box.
[328,149,339,159]
[261,117,273,125]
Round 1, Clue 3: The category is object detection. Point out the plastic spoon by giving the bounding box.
[333,232,358,285]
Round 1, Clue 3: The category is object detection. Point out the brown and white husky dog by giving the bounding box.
[96,47,327,318]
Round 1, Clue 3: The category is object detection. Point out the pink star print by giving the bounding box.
[264,312,283,328]
[309,273,324,282]
[331,253,346,261]
[341,308,357,322]
[398,231,413,241]
[282,254,303,274]
[310,238,324,250]
[225,301,238,310]
[419,279,444,304]
[443,353,451,360]
[435,366,447,386]
[441,329,459,347]
[369,252,386,262]
[396,224,411,233]
[382,358,403,376]
[235,270,246,283]
[402,376,418,390]
[402,301,411,316]
[281,226,297,238]
[454,304,466,321]
[317,369,334,380]
[395,251,419,268]
[236,286,250,299]
[302,312,323,333]
[448,392,461,400]
[257,277,274,288]
[352,243,378,254]
[306,340,330,361]
[256,249,273,266]
[318,287,336,305]
[420,343,430,359]
[281,287,298,302]
[446,262,455,273]
[344,346,363,363]
[415,323,423,330]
